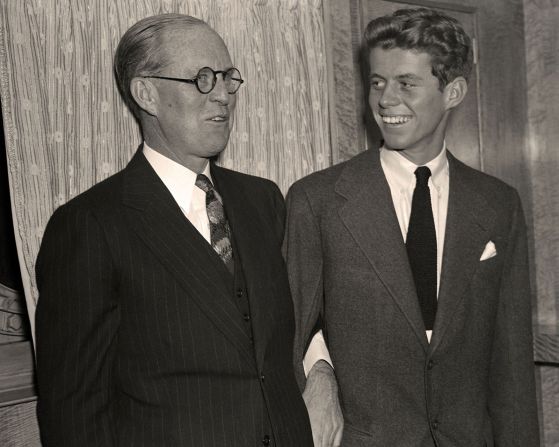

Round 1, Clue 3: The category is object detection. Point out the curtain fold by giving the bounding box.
[0,0,330,338]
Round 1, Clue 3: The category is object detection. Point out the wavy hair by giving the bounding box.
[364,8,473,90]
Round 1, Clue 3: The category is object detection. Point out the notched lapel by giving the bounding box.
[336,150,429,351]
[121,153,255,365]
[430,154,497,352]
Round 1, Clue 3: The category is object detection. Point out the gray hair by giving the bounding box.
[114,13,208,119]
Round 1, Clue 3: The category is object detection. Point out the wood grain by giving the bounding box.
[0,341,35,407]
[323,0,366,163]
[359,0,482,169]
[325,1,558,443]
[524,2,559,444]
[0,400,40,447]
[537,365,559,446]
[524,0,559,329]
[534,333,559,365]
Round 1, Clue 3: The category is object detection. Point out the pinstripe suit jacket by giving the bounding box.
[35,150,313,446]
[285,149,539,447]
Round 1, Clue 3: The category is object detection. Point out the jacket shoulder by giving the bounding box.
[42,169,127,239]
[451,156,521,211]
[288,150,369,197]
[215,165,283,199]
[60,169,125,214]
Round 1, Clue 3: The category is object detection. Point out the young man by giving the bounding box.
[35,14,312,446]
[286,8,539,446]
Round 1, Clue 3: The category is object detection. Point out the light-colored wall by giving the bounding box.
[0,0,329,444]
[0,0,330,338]
[1,0,558,444]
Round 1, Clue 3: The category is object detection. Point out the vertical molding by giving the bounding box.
[523,0,559,329]
[523,0,559,444]
[323,0,367,163]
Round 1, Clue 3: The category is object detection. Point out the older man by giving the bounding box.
[36,14,312,447]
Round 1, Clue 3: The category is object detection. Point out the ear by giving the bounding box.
[130,77,159,116]
[444,77,468,110]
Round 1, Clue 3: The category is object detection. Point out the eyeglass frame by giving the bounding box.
[141,66,244,95]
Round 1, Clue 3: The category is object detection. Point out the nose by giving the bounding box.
[378,82,399,108]
[209,75,230,105]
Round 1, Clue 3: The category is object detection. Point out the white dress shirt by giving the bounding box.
[143,143,213,244]
[303,146,450,375]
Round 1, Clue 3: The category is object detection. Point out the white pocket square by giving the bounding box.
[480,241,497,261]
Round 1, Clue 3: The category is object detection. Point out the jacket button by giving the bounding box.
[432,420,439,430]
[243,313,251,322]
[236,288,243,298]
[427,360,434,370]
[262,434,271,445]
[260,374,265,382]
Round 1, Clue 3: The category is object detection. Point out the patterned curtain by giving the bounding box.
[0,0,330,337]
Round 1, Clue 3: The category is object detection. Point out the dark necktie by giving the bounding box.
[195,174,234,274]
[406,166,437,331]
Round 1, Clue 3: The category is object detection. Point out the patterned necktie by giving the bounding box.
[195,174,234,274]
[406,166,437,330]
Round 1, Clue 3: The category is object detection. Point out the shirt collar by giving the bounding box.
[380,143,448,191]
[142,142,211,213]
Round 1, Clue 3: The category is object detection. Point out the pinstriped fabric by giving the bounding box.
[35,151,313,446]
[36,202,119,445]
[0,0,329,341]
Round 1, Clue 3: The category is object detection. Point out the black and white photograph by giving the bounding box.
[0,0,557,446]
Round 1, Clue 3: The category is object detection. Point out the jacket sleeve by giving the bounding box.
[283,182,324,390]
[268,181,287,245]
[35,203,118,446]
[487,191,540,446]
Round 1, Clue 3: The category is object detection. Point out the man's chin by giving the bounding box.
[205,143,228,160]
[381,139,408,152]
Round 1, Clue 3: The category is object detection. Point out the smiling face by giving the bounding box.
[136,24,237,172]
[368,47,456,165]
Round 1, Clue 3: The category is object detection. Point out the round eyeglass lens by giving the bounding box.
[196,67,215,93]
[225,68,242,93]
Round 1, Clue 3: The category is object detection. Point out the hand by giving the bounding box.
[303,360,343,447]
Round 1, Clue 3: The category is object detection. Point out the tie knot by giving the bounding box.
[414,166,432,187]
[195,174,214,193]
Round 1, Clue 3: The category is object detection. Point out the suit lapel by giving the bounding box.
[121,151,255,365]
[336,150,429,351]
[429,153,496,353]
[212,165,274,370]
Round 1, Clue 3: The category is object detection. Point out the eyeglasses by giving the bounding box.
[143,67,244,94]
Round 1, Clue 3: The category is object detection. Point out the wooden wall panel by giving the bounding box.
[0,0,330,336]
[539,365,559,446]
[0,401,39,447]
[524,0,559,445]
[323,0,366,163]
[325,0,558,443]
[524,0,559,329]
[326,0,534,213]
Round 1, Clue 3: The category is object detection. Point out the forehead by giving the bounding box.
[369,47,434,78]
[160,25,233,73]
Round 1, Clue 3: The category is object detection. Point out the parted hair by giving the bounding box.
[114,13,208,119]
[364,8,473,89]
